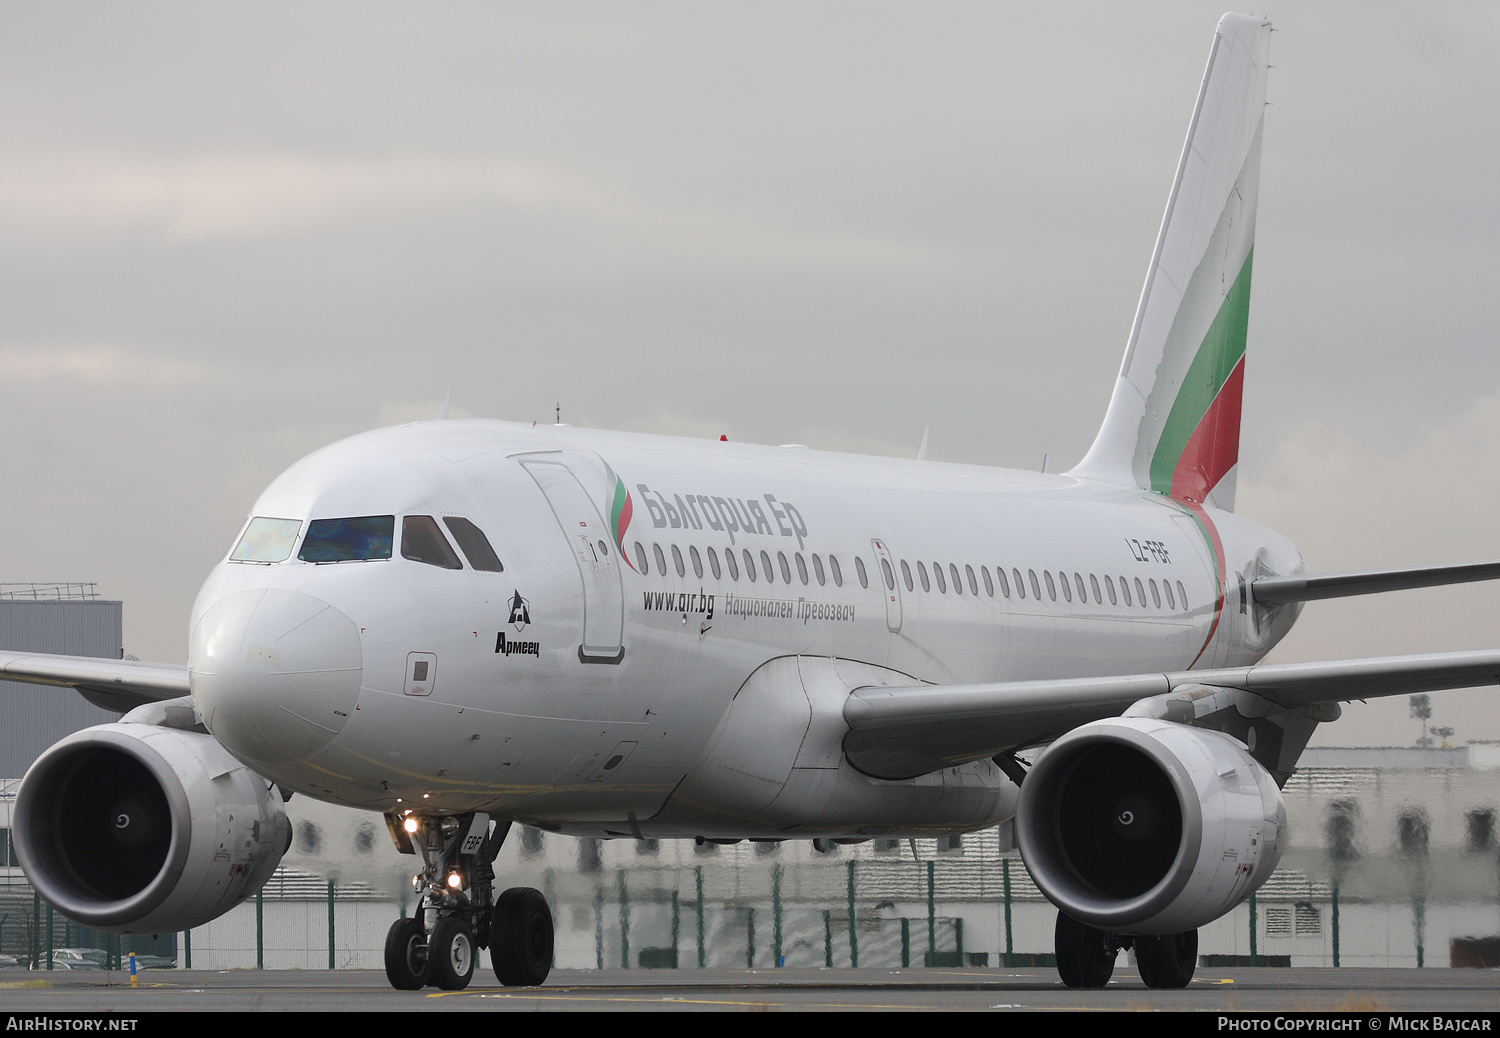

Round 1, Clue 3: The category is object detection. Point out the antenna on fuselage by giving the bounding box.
[916,426,930,461]
[438,383,452,420]
[555,399,561,425]
[1040,452,1048,474]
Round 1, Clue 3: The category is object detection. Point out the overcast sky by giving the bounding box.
[2,2,1497,747]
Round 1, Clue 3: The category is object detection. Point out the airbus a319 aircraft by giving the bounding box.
[7,13,1500,992]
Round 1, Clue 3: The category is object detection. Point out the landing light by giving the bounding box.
[403,817,419,834]
[447,873,462,889]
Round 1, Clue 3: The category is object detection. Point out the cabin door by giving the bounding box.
[521,455,626,662]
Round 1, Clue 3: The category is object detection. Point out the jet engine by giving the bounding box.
[1014,716,1284,935]
[13,721,291,934]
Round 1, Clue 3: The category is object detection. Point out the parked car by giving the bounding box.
[126,953,176,970]
[50,949,105,970]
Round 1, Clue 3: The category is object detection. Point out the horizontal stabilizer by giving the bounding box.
[1253,560,1500,604]
[842,648,1500,779]
[0,651,190,713]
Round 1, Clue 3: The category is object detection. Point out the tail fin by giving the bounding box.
[1069,14,1270,512]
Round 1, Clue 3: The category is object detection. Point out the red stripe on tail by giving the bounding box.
[1170,357,1245,505]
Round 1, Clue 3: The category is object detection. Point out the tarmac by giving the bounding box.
[1,966,1497,1013]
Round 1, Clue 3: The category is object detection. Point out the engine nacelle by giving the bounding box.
[13,722,291,934]
[1015,717,1284,935]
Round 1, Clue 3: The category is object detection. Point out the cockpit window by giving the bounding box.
[402,516,462,570]
[298,516,394,562]
[442,517,503,572]
[230,517,301,563]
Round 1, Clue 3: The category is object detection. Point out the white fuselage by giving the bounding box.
[187,419,1302,840]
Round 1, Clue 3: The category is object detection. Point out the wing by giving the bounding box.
[842,648,1500,780]
[0,650,189,713]
[1253,559,1500,603]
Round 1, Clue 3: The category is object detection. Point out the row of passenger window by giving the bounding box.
[634,541,859,589]
[632,540,1189,614]
[932,562,1189,613]
[229,514,504,572]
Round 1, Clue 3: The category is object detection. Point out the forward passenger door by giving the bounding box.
[520,454,626,662]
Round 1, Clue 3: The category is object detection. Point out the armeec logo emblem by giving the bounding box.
[509,590,532,632]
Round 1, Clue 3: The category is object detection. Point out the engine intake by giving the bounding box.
[1015,717,1284,935]
[14,722,290,934]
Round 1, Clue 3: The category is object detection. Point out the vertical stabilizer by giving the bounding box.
[1069,14,1270,512]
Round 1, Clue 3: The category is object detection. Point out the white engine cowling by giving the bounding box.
[13,722,291,934]
[1015,717,1284,935]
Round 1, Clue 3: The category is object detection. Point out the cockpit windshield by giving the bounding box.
[401,516,462,570]
[442,517,503,572]
[236,512,499,569]
[298,516,395,563]
[229,517,302,563]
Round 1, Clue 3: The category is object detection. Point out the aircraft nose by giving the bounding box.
[190,589,363,766]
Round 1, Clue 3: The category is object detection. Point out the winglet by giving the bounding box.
[1069,14,1271,513]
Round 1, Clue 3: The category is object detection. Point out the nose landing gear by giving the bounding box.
[383,916,429,990]
[382,812,555,992]
[428,915,477,989]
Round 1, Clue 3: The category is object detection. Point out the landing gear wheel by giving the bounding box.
[492,887,554,986]
[384,917,429,990]
[429,917,477,990]
[1054,912,1116,988]
[1136,929,1198,988]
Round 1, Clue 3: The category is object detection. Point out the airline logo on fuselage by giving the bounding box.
[603,461,638,572]
[494,631,540,657]
[496,590,539,657]
[635,484,808,549]
[508,590,532,632]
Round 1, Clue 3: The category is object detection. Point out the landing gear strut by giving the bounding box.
[1053,911,1198,989]
[382,813,555,991]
